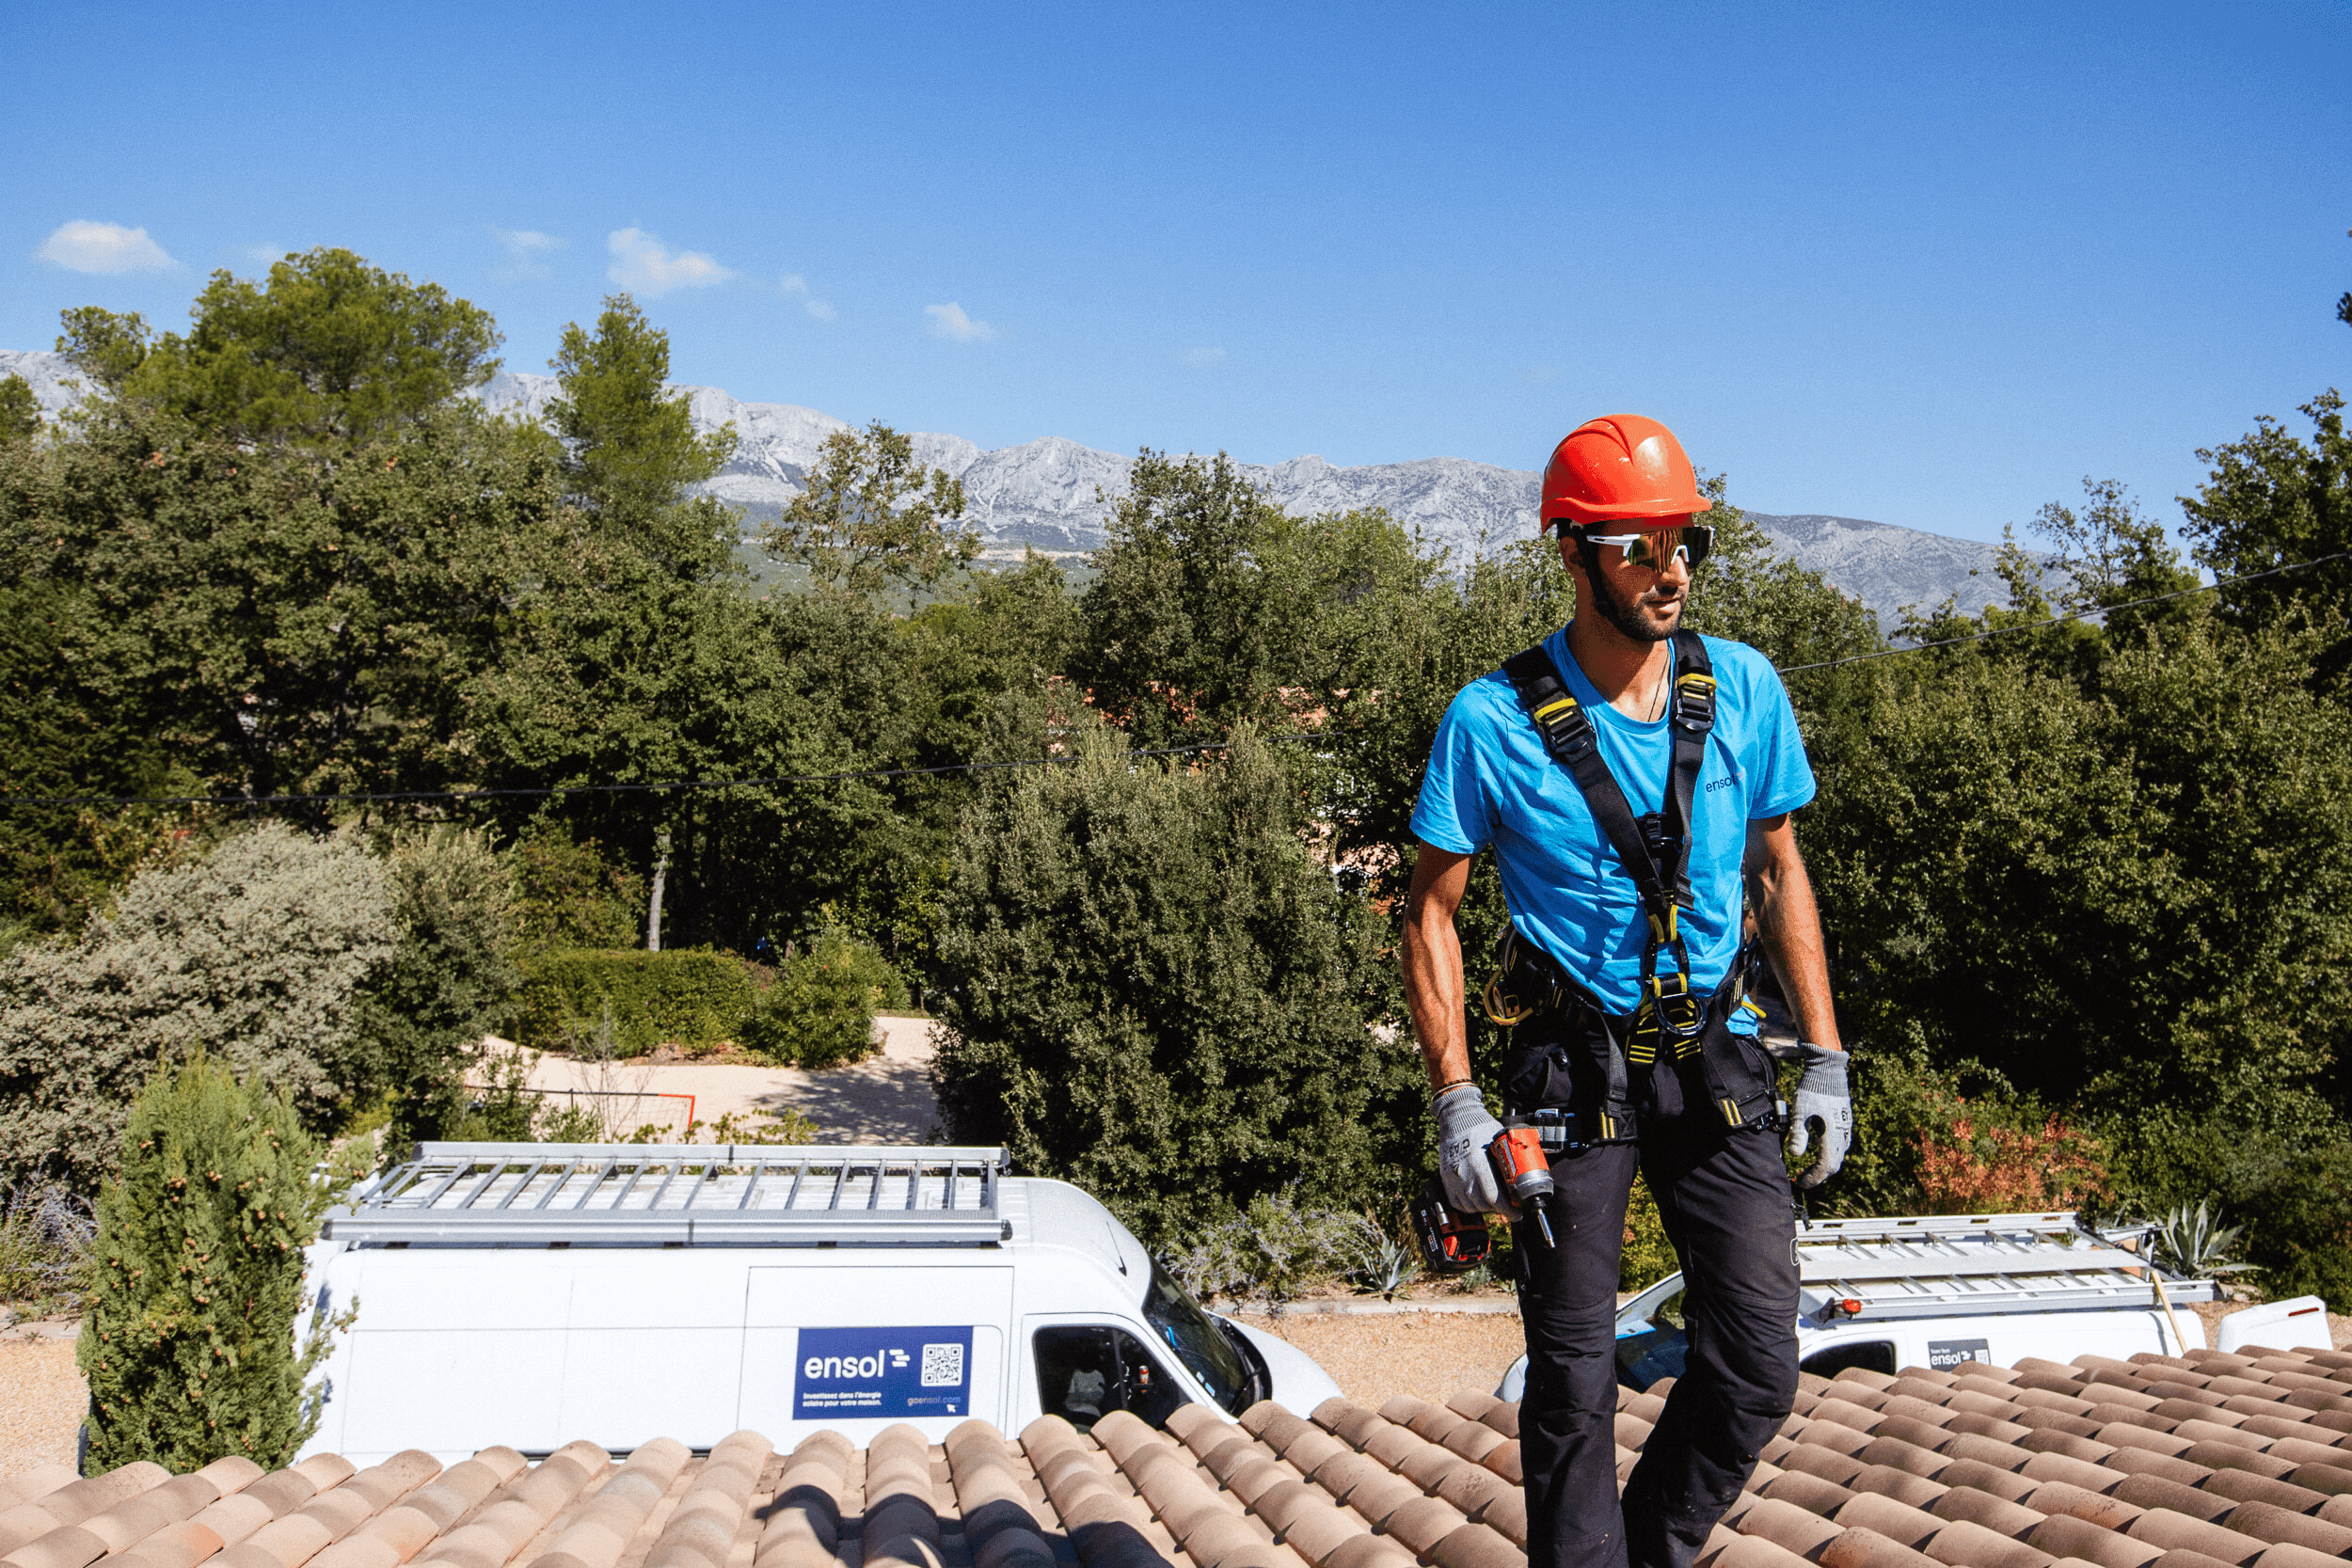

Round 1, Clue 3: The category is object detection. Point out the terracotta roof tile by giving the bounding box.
[35,1343,2352,1568]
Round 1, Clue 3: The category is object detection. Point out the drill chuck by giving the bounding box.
[1488,1125,1558,1246]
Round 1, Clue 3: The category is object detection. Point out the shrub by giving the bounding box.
[1167,1195,1369,1305]
[352,825,521,1153]
[0,822,397,1191]
[704,1108,822,1145]
[931,724,1419,1249]
[739,928,898,1068]
[0,1180,94,1316]
[81,1058,344,1472]
[1916,1109,2109,1213]
[509,947,754,1055]
[2210,1138,2352,1310]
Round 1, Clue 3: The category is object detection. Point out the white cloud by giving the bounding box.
[34,220,175,274]
[780,272,836,321]
[1176,346,1227,368]
[491,227,567,281]
[607,228,735,295]
[925,301,996,342]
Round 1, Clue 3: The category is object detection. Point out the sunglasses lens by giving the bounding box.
[1616,527,1712,569]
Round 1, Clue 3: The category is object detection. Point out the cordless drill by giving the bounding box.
[1487,1123,1558,1247]
[1410,1120,1558,1273]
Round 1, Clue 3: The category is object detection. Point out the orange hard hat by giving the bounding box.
[1540,415,1712,530]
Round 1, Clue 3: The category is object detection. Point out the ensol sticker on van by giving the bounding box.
[1928,1338,1991,1370]
[795,1325,974,1419]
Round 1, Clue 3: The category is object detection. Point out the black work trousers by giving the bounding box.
[1512,1050,1799,1568]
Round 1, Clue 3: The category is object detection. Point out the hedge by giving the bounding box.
[509,947,755,1055]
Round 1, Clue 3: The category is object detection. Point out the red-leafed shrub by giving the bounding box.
[1916,1105,2110,1213]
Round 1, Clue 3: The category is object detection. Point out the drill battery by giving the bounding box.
[1408,1178,1491,1275]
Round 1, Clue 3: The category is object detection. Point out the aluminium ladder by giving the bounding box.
[325,1142,1013,1247]
[1793,1210,2219,1323]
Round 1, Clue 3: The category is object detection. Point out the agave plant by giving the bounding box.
[1348,1221,1424,1301]
[2145,1200,2260,1281]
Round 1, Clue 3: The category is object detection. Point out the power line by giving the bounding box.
[0,733,1328,810]
[1777,548,2352,675]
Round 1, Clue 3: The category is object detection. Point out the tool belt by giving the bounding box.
[1486,928,1779,1146]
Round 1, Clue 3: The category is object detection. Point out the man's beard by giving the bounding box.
[1588,557,1684,643]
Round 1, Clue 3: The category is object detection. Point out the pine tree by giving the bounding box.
[79,1059,343,1472]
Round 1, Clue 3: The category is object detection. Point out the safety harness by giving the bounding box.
[1482,631,1776,1137]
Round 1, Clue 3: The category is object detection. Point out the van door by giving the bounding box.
[740,1265,1012,1443]
[1023,1318,1190,1433]
[557,1260,747,1451]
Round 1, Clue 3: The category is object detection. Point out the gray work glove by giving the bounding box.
[1435,1084,1518,1219]
[1785,1041,1851,1191]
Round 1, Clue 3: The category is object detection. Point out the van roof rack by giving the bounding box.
[326,1142,1014,1247]
[1794,1210,2220,1323]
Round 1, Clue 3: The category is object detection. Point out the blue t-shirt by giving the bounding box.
[1409,628,1816,1024]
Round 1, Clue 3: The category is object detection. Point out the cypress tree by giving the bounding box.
[79,1058,341,1472]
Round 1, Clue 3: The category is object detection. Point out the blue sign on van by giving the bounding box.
[795,1325,973,1419]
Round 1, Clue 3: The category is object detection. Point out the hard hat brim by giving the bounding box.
[1545,496,1714,528]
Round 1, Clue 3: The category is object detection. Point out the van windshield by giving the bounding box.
[1142,1258,1253,1413]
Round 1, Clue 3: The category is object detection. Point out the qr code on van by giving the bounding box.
[922,1342,965,1386]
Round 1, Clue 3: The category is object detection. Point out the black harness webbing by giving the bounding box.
[1492,632,1772,1132]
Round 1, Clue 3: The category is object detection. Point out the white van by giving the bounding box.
[1500,1211,2222,1399]
[299,1143,1342,1464]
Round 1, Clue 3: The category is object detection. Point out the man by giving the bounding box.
[1401,415,1851,1568]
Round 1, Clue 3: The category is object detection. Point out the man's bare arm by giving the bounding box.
[1402,841,1476,1089]
[1743,814,1842,1052]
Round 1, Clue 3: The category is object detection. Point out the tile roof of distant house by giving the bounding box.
[9,1340,2352,1568]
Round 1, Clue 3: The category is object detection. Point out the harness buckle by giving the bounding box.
[1647,972,1708,1042]
[1529,1108,1572,1153]
[1534,698,1599,763]
[1673,672,1717,730]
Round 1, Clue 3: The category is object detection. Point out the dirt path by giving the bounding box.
[0,1341,83,1474]
[517,1014,946,1143]
[1235,1310,1530,1410]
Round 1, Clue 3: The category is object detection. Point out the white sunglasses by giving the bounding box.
[1573,524,1714,571]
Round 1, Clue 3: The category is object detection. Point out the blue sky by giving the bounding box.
[4,1,2346,543]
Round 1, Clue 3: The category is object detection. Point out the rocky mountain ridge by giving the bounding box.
[2,350,2017,619]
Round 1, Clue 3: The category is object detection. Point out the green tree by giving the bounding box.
[54,308,152,398]
[469,296,779,949]
[1806,613,2352,1125]
[2336,227,2349,331]
[930,723,1418,1247]
[763,421,974,603]
[1072,451,1289,746]
[0,374,40,443]
[2180,390,2351,639]
[5,400,567,802]
[80,1057,342,1472]
[116,248,501,444]
[513,826,645,954]
[546,293,738,571]
[2036,478,2202,616]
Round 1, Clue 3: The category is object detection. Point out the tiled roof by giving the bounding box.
[9,1341,2352,1568]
